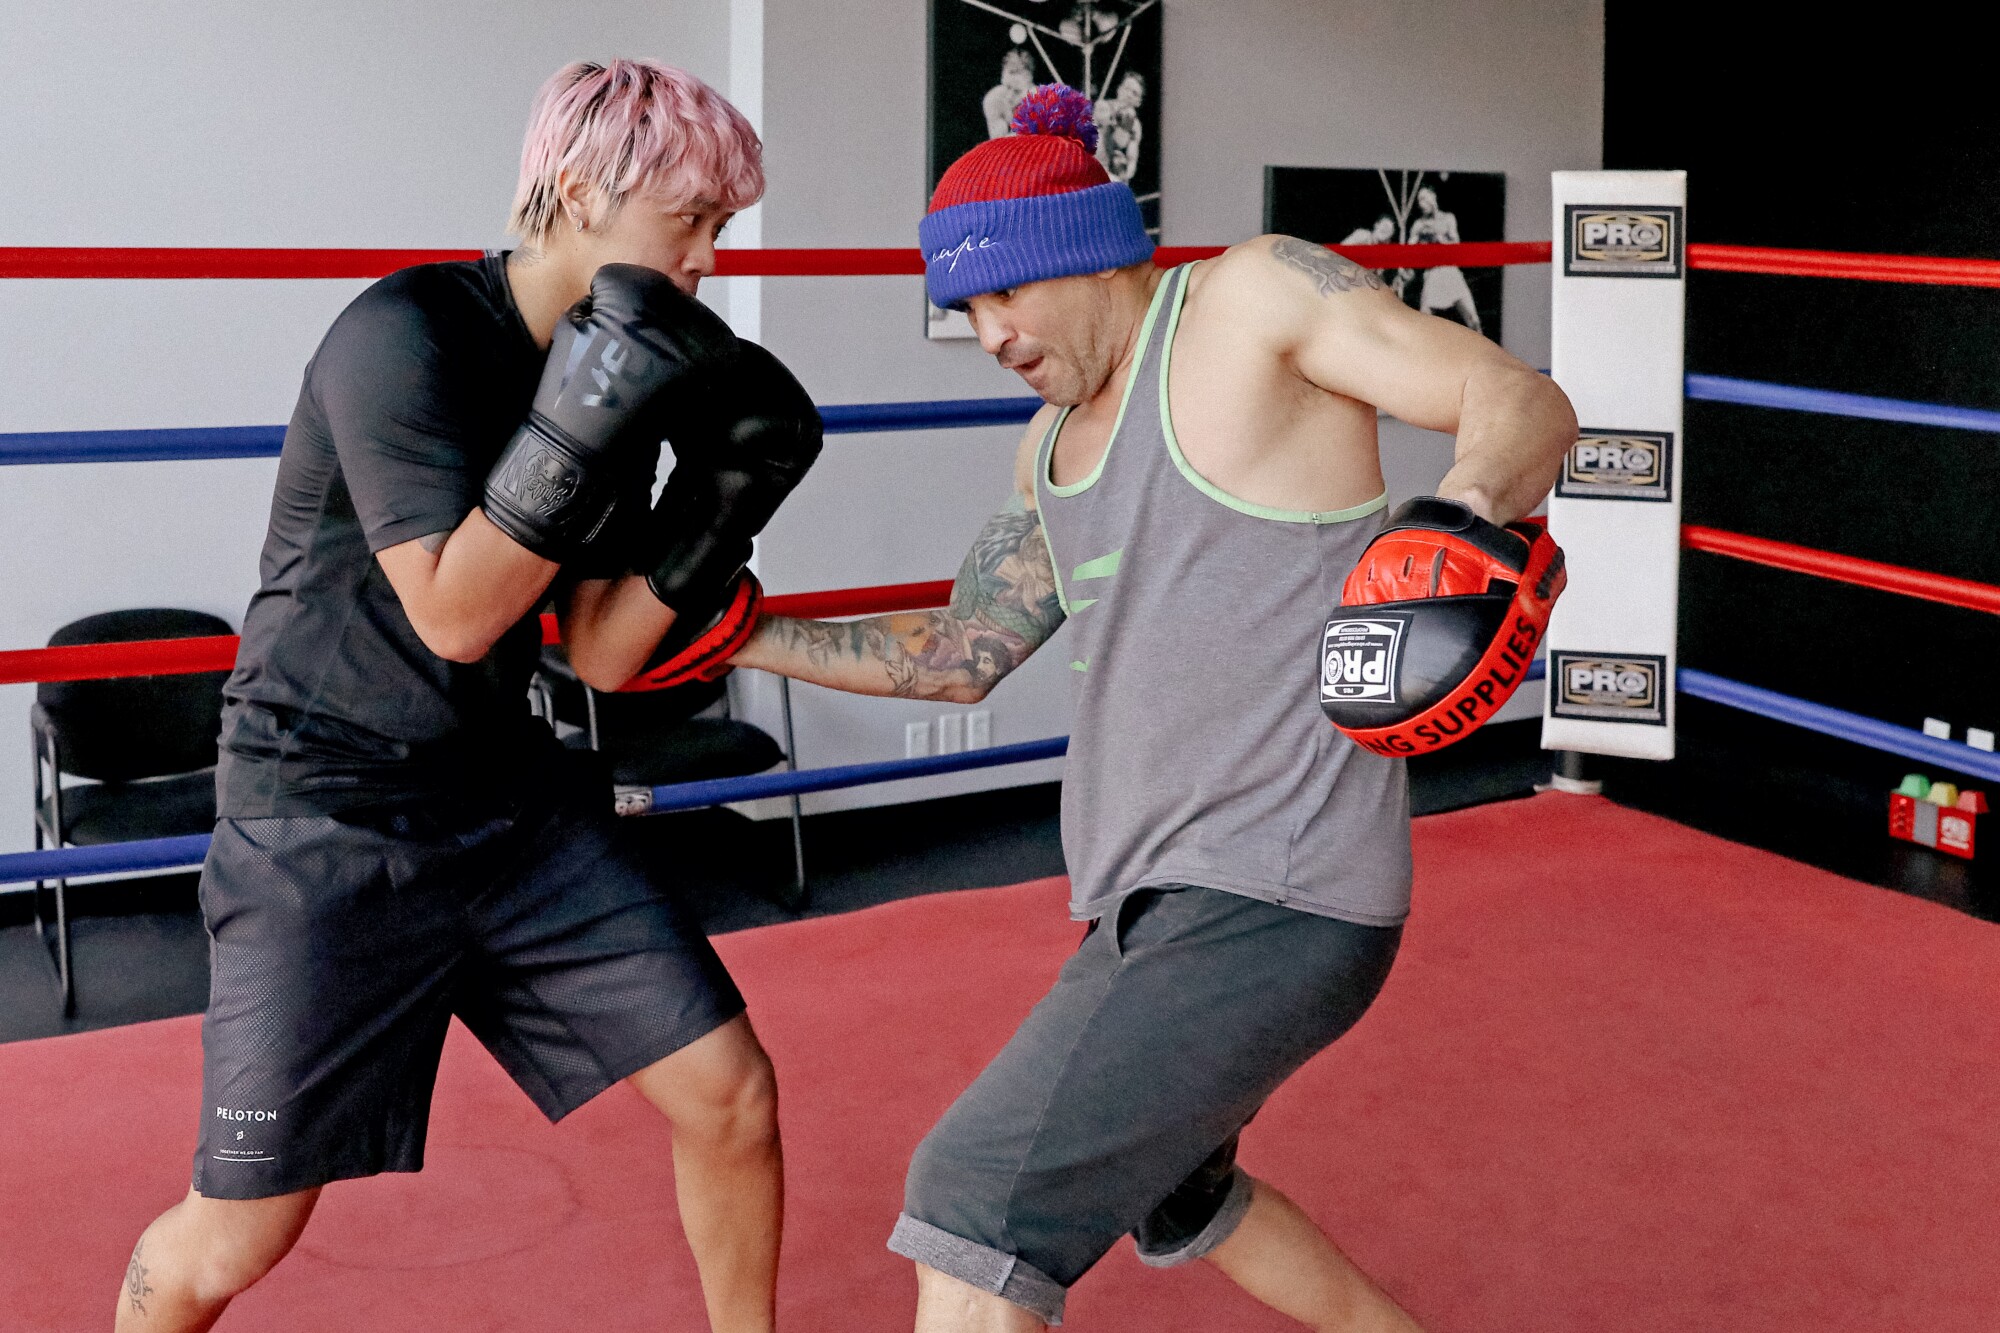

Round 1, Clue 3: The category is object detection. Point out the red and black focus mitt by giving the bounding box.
[620,569,763,693]
[1319,496,1565,757]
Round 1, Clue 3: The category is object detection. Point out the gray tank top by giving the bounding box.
[1035,263,1413,926]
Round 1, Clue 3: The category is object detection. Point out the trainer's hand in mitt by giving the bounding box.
[1319,496,1564,757]
[620,569,763,692]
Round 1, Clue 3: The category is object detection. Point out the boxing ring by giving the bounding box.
[6,221,2000,1333]
[5,228,1998,897]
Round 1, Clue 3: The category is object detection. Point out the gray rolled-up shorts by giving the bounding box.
[889,884,1400,1324]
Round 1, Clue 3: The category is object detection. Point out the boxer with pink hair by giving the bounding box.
[112,60,815,1333]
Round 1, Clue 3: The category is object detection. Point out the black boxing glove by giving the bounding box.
[641,340,823,616]
[560,438,662,582]
[1319,496,1565,758]
[483,264,737,561]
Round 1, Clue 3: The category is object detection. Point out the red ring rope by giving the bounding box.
[763,578,955,619]
[1685,243,2000,289]
[12,242,2000,286]
[0,581,960,687]
[1682,524,2000,615]
[0,243,1551,282]
[0,635,240,687]
[10,527,1999,687]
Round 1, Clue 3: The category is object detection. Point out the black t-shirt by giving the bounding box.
[217,253,574,817]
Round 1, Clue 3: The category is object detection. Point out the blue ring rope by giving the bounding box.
[638,734,1066,814]
[1684,374,2000,433]
[0,736,1069,887]
[1677,669,2000,783]
[9,373,2000,467]
[0,397,1046,466]
[12,659,1995,887]
[0,833,215,886]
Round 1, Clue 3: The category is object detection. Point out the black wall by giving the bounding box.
[1605,8,2000,766]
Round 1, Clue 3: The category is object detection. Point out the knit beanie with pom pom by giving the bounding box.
[919,83,1155,310]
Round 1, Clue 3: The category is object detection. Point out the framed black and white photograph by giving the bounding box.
[1265,167,1506,344]
[926,0,1163,339]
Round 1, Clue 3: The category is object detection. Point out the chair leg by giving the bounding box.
[52,878,73,1016]
[30,730,74,1014]
[30,876,74,1015]
[777,676,808,911]
[29,727,47,953]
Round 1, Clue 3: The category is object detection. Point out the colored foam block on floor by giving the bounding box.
[1888,792,1919,842]
[1938,811,1978,857]
[1889,786,1980,860]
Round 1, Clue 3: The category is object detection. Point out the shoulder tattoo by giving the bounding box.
[1271,236,1384,296]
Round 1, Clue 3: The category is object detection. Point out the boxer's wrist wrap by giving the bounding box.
[482,420,619,560]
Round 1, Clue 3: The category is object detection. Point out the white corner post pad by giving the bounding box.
[722,0,764,342]
[1541,170,1687,763]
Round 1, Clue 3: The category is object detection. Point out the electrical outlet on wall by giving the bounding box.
[905,721,932,758]
[937,714,965,754]
[967,710,992,750]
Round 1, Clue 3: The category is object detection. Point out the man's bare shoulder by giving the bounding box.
[1012,402,1061,504]
[1193,235,1391,314]
[1233,234,1385,294]
[1187,236,1395,349]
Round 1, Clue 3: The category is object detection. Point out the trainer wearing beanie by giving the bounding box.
[723,86,1576,1329]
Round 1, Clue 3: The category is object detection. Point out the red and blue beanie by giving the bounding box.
[920,84,1155,310]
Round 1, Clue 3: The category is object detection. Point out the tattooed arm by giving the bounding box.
[1224,233,1573,522]
[731,491,1065,702]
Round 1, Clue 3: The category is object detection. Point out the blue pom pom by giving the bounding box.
[1009,83,1099,155]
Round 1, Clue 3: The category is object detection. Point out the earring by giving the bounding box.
[571,211,586,234]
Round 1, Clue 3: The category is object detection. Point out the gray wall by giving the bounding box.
[0,0,1602,855]
[0,2,735,857]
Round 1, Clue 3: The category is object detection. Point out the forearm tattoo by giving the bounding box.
[125,1239,153,1315]
[765,495,1065,699]
[1272,235,1384,295]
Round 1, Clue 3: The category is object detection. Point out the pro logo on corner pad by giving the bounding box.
[1563,205,1683,278]
[1557,430,1674,501]
[1551,651,1668,724]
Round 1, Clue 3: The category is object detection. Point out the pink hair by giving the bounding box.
[509,59,763,238]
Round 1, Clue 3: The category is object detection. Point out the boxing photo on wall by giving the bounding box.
[1264,167,1506,344]
[926,0,1163,339]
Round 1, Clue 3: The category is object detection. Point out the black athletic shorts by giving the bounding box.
[191,788,744,1200]
[889,885,1400,1325]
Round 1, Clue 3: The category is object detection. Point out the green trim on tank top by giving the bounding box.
[1155,264,1389,526]
[1071,548,1123,581]
[1036,501,1073,618]
[1039,269,1177,499]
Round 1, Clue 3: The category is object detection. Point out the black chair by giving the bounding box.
[535,648,808,907]
[31,608,231,1011]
